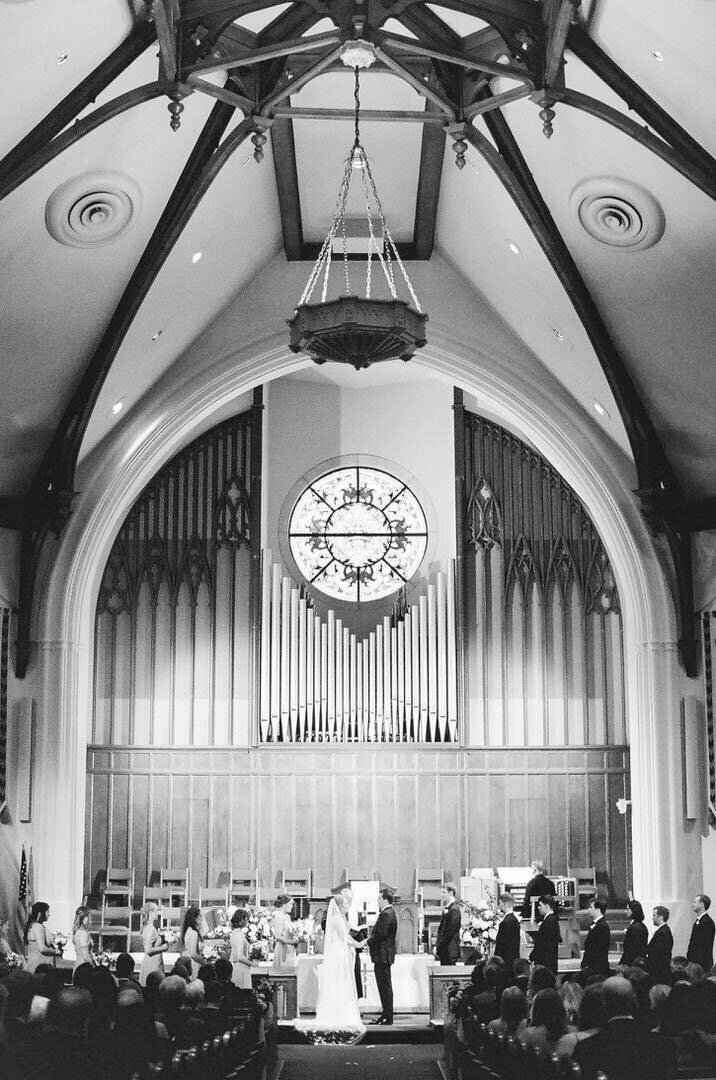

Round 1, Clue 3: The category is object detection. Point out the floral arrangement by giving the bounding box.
[157,927,179,948]
[94,950,114,968]
[2,952,24,969]
[203,906,274,961]
[290,918,315,945]
[458,900,501,957]
[446,981,473,1019]
[253,976,276,1012]
[52,932,69,955]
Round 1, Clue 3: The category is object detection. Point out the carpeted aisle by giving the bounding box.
[280,1042,442,1079]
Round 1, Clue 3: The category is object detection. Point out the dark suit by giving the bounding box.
[521,873,556,919]
[574,1016,676,1080]
[687,912,715,973]
[581,916,611,975]
[647,923,673,985]
[529,911,561,974]
[435,901,461,965]
[494,911,521,974]
[368,904,397,1022]
[619,919,648,967]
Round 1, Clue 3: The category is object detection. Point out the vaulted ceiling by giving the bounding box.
[1,0,715,675]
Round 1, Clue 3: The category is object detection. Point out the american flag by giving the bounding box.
[19,845,27,904]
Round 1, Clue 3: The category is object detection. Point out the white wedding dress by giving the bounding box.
[295,898,366,1043]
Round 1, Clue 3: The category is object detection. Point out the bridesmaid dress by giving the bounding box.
[272,911,296,969]
[230,928,252,988]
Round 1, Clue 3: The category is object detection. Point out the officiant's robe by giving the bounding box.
[494,912,521,974]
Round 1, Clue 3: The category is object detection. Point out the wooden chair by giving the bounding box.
[97,889,132,952]
[199,886,228,909]
[160,867,189,909]
[258,887,282,907]
[278,868,311,896]
[229,870,258,907]
[568,866,597,907]
[104,867,135,898]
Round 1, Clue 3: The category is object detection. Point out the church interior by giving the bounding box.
[1,0,716,1037]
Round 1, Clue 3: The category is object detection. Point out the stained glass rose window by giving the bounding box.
[288,466,428,602]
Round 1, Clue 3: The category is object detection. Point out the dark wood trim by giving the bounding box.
[452,387,467,746]
[0,21,156,189]
[542,0,575,87]
[568,25,716,181]
[413,124,445,259]
[0,83,165,203]
[676,498,716,533]
[270,118,304,261]
[402,0,541,26]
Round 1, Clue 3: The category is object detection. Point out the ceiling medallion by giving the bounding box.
[45,171,142,248]
[570,177,665,251]
[287,64,427,371]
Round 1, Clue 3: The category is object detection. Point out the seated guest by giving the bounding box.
[115,952,139,987]
[487,985,528,1038]
[556,982,608,1064]
[559,977,584,1027]
[32,986,102,1080]
[522,861,556,921]
[517,988,568,1055]
[659,980,714,1070]
[111,984,161,1075]
[648,983,671,1031]
[647,907,673,986]
[574,975,676,1080]
[620,900,648,968]
[527,964,557,1000]
[472,957,507,1023]
[72,962,95,990]
[512,958,530,995]
[582,897,611,976]
[197,962,217,987]
[529,896,561,975]
[494,893,521,974]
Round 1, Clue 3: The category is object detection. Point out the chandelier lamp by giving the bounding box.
[287,42,428,370]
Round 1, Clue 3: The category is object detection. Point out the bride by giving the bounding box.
[295,894,366,1043]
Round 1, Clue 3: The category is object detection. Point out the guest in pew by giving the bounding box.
[494,893,521,975]
[115,952,140,988]
[574,975,676,1080]
[527,964,557,1000]
[559,977,584,1028]
[658,980,715,1071]
[647,906,674,986]
[522,861,557,921]
[487,985,528,1039]
[472,957,507,1023]
[111,983,160,1077]
[581,896,611,976]
[529,895,561,975]
[180,907,205,980]
[648,982,671,1032]
[511,958,530,995]
[619,900,648,968]
[556,983,607,1064]
[517,987,568,1055]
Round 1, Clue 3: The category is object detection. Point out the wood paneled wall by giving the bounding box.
[85,745,631,903]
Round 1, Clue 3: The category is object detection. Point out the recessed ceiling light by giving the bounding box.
[652,50,664,62]
[192,251,203,264]
[151,329,163,341]
[57,54,69,65]
[552,328,566,341]
[112,400,124,415]
[593,400,609,418]
[508,241,521,255]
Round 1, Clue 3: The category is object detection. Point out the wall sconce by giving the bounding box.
[616,798,632,815]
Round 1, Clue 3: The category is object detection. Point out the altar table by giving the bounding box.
[290,952,437,1014]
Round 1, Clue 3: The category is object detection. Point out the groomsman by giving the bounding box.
[494,893,521,974]
[687,894,715,973]
[647,906,673,985]
[434,883,461,965]
[529,895,561,975]
[368,887,397,1025]
[581,896,611,975]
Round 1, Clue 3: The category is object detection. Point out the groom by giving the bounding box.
[368,887,397,1025]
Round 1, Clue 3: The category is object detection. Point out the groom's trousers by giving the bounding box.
[373,961,393,1022]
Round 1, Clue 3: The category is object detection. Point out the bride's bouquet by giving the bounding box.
[51,931,69,956]
[157,927,179,948]
[94,949,115,968]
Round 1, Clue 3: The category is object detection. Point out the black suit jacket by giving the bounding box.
[521,873,556,919]
[494,911,521,973]
[619,920,648,967]
[647,923,673,985]
[529,911,561,974]
[581,917,611,975]
[574,1017,675,1080]
[435,901,461,963]
[687,912,715,973]
[368,905,397,965]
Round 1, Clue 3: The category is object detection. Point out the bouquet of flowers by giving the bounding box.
[157,927,179,948]
[459,901,501,958]
[52,932,69,956]
[290,918,315,946]
[202,942,225,962]
[94,950,114,968]
[246,908,273,960]
[3,952,24,969]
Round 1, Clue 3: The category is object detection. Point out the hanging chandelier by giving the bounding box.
[287,50,428,370]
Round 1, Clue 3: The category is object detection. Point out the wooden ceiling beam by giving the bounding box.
[0,20,156,189]
[568,24,716,180]
[413,123,446,259]
[270,118,304,260]
[542,0,576,87]
[401,0,540,24]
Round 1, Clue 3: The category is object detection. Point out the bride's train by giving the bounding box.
[294,898,366,1045]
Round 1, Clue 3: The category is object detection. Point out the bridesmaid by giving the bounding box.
[139,901,168,986]
[272,894,296,969]
[619,899,649,967]
[230,908,253,989]
[24,902,56,973]
[181,907,204,980]
[72,905,96,972]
